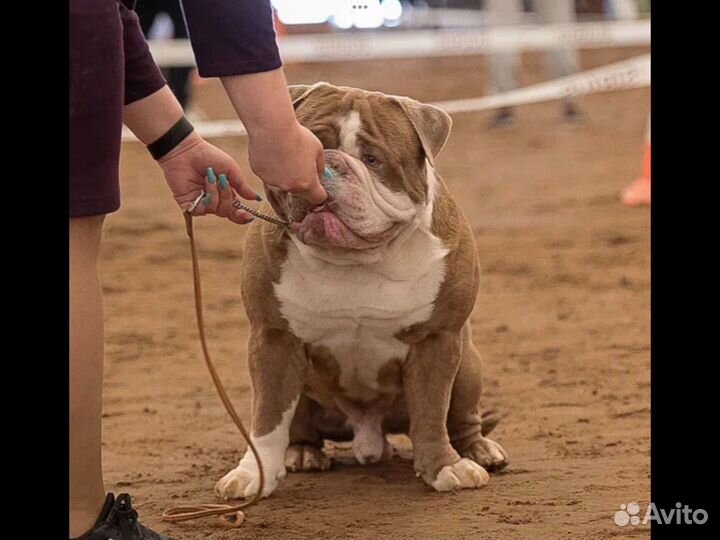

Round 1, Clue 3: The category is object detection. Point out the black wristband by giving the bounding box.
[147,116,195,160]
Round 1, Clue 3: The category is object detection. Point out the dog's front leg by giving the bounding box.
[215,327,306,500]
[403,331,489,492]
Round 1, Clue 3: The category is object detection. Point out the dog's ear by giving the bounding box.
[288,81,334,108]
[394,97,452,167]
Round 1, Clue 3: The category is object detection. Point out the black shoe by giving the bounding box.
[488,107,515,128]
[71,493,178,540]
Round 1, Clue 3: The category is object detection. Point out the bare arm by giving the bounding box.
[222,69,328,205]
[123,86,184,146]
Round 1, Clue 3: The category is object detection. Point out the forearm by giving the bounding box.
[123,86,185,146]
[221,68,298,140]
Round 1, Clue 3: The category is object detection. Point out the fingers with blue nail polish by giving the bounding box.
[203,167,223,215]
[219,174,229,191]
[323,167,334,180]
[207,167,217,184]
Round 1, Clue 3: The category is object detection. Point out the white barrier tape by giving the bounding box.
[435,53,649,114]
[122,54,649,142]
[149,20,650,67]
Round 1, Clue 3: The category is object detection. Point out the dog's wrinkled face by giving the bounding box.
[267,83,452,255]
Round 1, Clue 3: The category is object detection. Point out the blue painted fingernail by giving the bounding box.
[256,194,263,202]
[323,167,334,180]
[207,167,217,184]
[219,174,229,191]
[202,193,212,205]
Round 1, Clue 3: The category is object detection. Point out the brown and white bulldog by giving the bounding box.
[215,82,508,500]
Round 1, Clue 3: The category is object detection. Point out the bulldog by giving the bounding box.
[215,82,508,500]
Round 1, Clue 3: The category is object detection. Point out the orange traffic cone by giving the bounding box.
[620,116,651,207]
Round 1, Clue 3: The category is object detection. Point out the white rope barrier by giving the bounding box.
[148,19,650,67]
[122,53,650,142]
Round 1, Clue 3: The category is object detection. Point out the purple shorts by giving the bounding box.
[70,0,125,217]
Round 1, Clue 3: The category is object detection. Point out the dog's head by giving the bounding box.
[266,82,452,260]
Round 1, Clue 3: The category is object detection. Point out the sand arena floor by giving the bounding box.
[101,46,650,539]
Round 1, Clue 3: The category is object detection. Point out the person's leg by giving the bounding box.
[70,1,121,529]
[485,0,522,127]
[534,0,585,120]
[69,215,106,538]
[70,2,177,537]
[69,214,177,539]
[534,0,579,79]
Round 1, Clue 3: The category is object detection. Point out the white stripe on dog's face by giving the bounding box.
[338,110,362,157]
[214,397,299,499]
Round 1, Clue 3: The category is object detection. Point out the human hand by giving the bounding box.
[158,132,260,224]
[248,122,328,205]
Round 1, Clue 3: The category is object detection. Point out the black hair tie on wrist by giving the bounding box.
[147,116,195,160]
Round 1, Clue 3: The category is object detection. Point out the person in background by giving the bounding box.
[135,0,193,110]
[70,1,327,539]
[484,0,585,128]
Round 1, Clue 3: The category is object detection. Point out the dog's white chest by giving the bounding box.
[275,232,448,399]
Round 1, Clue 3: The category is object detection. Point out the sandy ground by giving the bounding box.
[101,47,650,539]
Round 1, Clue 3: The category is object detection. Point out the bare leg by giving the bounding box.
[69,215,106,537]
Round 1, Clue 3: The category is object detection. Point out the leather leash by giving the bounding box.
[161,201,286,528]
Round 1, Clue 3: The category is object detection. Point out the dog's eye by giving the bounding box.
[362,154,379,167]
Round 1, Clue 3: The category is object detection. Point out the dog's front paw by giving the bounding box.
[429,458,490,492]
[285,444,332,472]
[215,460,285,500]
[461,437,509,472]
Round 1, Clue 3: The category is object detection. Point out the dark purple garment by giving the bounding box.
[70,0,167,217]
[179,0,282,77]
[70,0,282,217]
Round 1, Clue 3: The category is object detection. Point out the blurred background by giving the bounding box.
[109,2,651,538]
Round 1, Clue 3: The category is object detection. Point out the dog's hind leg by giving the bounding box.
[447,322,509,472]
[285,395,332,472]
